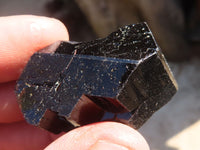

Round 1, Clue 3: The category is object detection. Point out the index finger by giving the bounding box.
[0,15,69,83]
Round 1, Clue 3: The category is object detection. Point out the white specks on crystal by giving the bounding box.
[54,81,61,92]
[25,83,31,87]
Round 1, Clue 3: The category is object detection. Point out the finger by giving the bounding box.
[45,122,150,150]
[0,15,69,83]
[0,121,54,150]
[0,81,24,123]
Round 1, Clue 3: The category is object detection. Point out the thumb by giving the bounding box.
[46,122,149,150]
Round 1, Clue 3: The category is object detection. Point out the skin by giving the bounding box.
[0,15,150,150]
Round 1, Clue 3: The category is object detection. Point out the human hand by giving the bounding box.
[0,15,149,150]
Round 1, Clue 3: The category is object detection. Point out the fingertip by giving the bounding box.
[0,15,69,82]
[27,16,69,49]
[45,122,149,150]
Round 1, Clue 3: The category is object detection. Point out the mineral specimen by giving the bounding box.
[16,22,178,134]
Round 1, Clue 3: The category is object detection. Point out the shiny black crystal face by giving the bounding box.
[16,22,178,134]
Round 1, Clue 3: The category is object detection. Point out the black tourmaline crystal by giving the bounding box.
[16,22,178,134]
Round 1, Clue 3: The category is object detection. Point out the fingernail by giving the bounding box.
[90,140,129,150]
[28,16,69,46]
